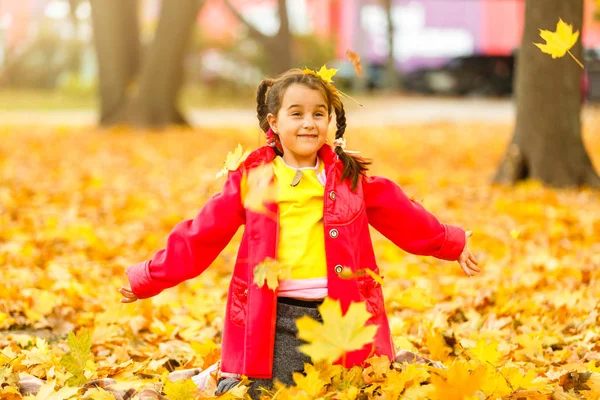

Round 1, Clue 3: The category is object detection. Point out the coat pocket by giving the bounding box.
[229,276,248,327]
[357,273,384,318]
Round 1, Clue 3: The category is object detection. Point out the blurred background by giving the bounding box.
[0,0,599,126]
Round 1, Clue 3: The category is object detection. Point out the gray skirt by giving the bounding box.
[216,298,323,399]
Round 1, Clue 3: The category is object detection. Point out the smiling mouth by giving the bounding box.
[297,134,318,138]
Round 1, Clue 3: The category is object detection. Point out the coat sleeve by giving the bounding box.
[363,175,465,261]
[126,169,245,299]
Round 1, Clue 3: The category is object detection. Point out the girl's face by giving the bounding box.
[267,84,332,168]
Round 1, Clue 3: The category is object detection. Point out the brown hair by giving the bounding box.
[256,68,370,190]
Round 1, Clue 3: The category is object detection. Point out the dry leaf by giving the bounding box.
[253,258,292,290]
[346,49,363,76]
[534,18,583,68]
[296,298,377,363]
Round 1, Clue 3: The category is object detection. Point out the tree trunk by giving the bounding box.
[134,0,203,127]
[382,0,400,90]
[494,0,600,188]
[90,0,203,128]
[90,0,140,125]
[270,0,293,74]
[223,0,293,75]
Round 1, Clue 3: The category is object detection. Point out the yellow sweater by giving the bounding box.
[272,156,327,279]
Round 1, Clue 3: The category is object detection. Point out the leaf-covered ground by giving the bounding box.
[1,120,600,399]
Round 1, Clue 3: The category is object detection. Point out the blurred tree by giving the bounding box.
[494,0,600,187]
[222,0,292,74]
[67,0,83,77]
[381,0,400,90]
[90,0,204,127]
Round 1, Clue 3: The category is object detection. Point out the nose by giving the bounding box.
[303,116,316,129]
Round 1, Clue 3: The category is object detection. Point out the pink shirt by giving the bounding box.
[277,277,328,300]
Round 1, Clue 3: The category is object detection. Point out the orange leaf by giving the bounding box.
[346,49,363,76]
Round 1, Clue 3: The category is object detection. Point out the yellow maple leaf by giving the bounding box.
[253,258,292,290]
[88,388,117,400]
[430,361,487,400]
[34,380,80,400]
[316,65,338,83]
[363,354,391,382]
[304,65,338,83]
[292,365,327,398]
[468,339,503,365]
[296,298,377,364]
[216,143,250,179]
[163,378,198,400]
[381,364,429,399]
[243,163,278,215]
[393,287,435,311]
[425,327,452,362]
[534,18,583,68]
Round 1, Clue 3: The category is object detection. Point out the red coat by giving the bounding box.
[126,144,465,378]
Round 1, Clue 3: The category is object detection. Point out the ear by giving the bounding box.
[267,113,278,132]
[328,113,333,125]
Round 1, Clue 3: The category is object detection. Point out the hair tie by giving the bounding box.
[266,128,284,153]
[333,137,360,155]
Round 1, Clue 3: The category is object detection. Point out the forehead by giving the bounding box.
[281,83,328,107]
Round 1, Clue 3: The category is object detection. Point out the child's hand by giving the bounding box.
[119,286,139,303]
[458,231,480,276]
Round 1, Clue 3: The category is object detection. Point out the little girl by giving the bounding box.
[119,68,480,398]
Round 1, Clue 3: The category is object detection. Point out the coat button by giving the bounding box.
[329,191,336,200]
[334,265,343,274]
[329,229,339,239]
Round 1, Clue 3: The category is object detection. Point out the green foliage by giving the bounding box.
[60,330,92,387]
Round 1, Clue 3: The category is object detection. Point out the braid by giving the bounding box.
[335,101,347,140]
[333,100,371,191]
[256,79,273,132]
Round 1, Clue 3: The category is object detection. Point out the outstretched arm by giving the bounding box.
[364,175,466,261]
[125,170,246,299]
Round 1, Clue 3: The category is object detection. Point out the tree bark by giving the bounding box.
[382,0,400,90]
[134,0,204,127]
[90,0,140,125]
[494,0,600,188]
[90,0,203,128]
[223,0,293,75]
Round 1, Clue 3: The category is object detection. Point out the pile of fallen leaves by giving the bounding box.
[1,119,600,399]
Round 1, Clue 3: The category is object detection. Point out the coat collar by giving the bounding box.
[244,144,337,169]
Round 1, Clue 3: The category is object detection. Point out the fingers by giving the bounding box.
[466,230,473,238]
[466,258,481,272]
[119,286,138,303]
[120,297,137,303]
[460,262,473,276]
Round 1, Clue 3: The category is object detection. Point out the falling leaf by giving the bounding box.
[346,49,363,76]
[534,18,583,68]
[243,163,278,215]
[216,143,250,179]
[364,269,384,285]
[253,257,292,290]
[296,298,377,363]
